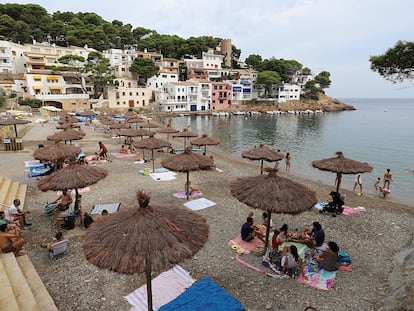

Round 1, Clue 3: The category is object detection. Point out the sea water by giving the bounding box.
[164,98,414,206]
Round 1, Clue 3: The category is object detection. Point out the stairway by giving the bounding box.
[0,176,58,310]
[0,175,27,212]
[0,253,58,311]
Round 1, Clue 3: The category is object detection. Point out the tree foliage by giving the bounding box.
[302,71,331,98]
[129,57,159,81]
[83,51,115,98]
[256,71,282,97]
[370,40,414,83]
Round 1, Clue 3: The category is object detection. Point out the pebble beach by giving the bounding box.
[1,119,413,311]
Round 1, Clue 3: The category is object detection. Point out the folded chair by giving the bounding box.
[49,239,69,259]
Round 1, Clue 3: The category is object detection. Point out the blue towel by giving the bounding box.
[159,277,245,311]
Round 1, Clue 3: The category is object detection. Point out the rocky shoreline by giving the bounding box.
[1,120,412,311]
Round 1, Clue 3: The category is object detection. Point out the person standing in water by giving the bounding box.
[383,169,393,190]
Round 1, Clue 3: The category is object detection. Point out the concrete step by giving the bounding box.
[0,253,20,311]
[17,255,58,311]
[17,183,28,210]
[0,252,39,311]
[0,177,12,209]
[3,181,19,209]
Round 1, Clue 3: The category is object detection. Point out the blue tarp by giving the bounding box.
[159,277,245,311]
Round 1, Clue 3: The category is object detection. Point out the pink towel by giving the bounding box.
[342,206,360,215]
[173,191,203,199]
[109,152,136,159]
[228,235,264,254]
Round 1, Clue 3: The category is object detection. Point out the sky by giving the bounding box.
[6,0,414,98]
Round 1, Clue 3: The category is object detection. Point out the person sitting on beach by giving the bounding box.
[314,241,340,272]
[5,199,31,229]
[51,190,73,225]
[262,212,274,231]
[185,180,199,196]
[294,222,325,249]
[101,209,109,216]
[241,217,265,243]
[127,143,137,154]
[0,224,25,256]
[0,211,20,232]
[119,145,128,154]
[41,231,65,251]
[279,245,304,277]
[289,225,312,242]
[272,224,289,251]
[271,228,281,251]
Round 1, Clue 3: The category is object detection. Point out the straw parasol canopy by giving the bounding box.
[58,115,79,124]
[115,128,154,138]
[38,164,108,210]
[82,190,209,311]
[173,128,199,149]
[190,134,220,156]
[33,143,80,170]
[230,167,317,250]
[133,136,171,172]
[0,117,30,137]
[108,123,130,129]
[56,123,81,130]
[312,151,373,192]
[139,120,161,131]
[161,148,213,199]
[47,128,86,144]
[242,144,285,174]
[156,126,179,142]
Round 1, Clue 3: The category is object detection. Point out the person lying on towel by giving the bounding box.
[241,217,265,243]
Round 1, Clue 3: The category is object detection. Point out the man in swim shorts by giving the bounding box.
[383,169,393,190]
[0,224,25,256]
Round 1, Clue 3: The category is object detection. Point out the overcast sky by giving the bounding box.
[7,0,414,98]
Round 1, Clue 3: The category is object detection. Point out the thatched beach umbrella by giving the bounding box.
[33,143,80,170]
[58,115,79,124]
[157,126,179,142]
[108,122,130,130]
[173,128,199,149]
[0,117,30,137]
[161,148,213,199]
[133,137,171,172]
[82,190,209,311]
[242,144,285,174]
[190,134,220,156]
[56,123,81,130]
[38,164,107,211]
[230,167,317,250]
[139,120,160,132]
[47,128,86,144]
[312,151,373,192]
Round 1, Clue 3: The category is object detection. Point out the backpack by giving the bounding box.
[338,251,351,264]
[83,213,94,228]
[61,216,75,230]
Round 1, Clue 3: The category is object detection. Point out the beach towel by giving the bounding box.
[159,277,245,311]
[313,201,328,210]
[278,242,310,260]
[109,152,137,159]
[139,167,170,174]
[183,198,216,211]
[150,172,177,181]
[90,202,121,215]
[173,191,203,199]
[298,265,337,290]
[228,235,264,254]
[24,160,40,168]
[126,265,195,311]
[342,205,362,215]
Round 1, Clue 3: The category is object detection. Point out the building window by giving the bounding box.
[129,92,132,96]
[117,102,120,105]
[122,92,125,96]
[136,92,139,96]
[142,92,145,96]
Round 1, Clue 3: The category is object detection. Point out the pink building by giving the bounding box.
[211,82,232,110]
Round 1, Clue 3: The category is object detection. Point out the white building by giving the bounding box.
[273,83,301,103]
[157,81,204,112]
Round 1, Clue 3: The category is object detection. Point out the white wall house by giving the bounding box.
[273,83,301,103]
[147,69,179,91]
[157,81,203,112]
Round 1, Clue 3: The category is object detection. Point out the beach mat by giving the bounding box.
[342,205,362,215]
[109,152,136,159]
[150,171,177,181]
[173,191,203,199]
[91,202,121,215]
[228,235,264,254]
[159,277,245,311]
[139,167,170,174]
[183,198,216,211]
[298,265,337,290]
[126,265,195,311]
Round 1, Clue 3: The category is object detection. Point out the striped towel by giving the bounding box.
[125,265,195,311]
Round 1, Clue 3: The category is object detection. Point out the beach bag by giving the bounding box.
[338,251,351,264]
[61,216,75,230]
[83,213,94,228]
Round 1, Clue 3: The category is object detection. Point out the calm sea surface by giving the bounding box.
[161,98,414,206]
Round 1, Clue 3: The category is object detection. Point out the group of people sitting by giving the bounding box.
[240,214,341,277]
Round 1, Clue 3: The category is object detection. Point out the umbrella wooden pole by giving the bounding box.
[186,171,190,200]
[264,211,272,253]
[260,160,264,175]
[151,149,155,173]
[145,267,153,311]
[203,145,207,156]
[336,172,342,192]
